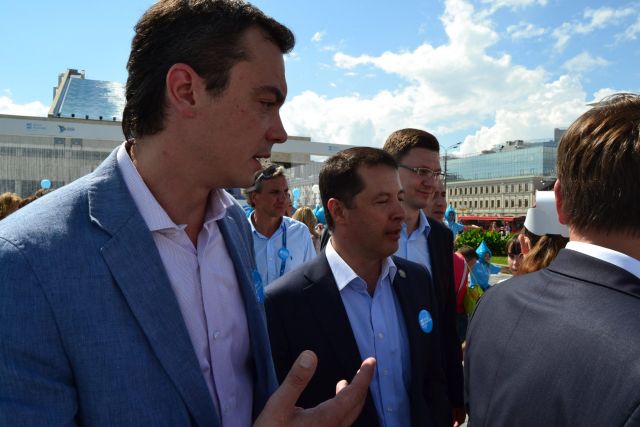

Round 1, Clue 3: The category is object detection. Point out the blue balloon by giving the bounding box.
[315,207,326,224]
[40,179,52,189]
[292,188,301,198]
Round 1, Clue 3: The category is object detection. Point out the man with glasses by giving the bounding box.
[383,128,465,426]
[244,164,316,287]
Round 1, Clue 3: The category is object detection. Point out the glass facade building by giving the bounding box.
[446,140,557,182]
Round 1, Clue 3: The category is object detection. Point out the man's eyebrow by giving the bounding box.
[255,86,285,105]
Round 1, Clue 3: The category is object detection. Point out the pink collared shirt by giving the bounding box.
[117,143,252,426]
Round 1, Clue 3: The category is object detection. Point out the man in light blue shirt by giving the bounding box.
[266,147,451,426]
[245,164,316,286]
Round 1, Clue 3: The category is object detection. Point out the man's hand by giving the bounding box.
[254,350,376,427]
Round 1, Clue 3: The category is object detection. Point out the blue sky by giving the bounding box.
[1,0,639,153]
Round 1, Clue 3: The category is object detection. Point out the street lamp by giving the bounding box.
[442,141,463,190]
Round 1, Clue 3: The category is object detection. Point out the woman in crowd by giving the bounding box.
[506,236,523,276]
[292,206,321,254]
[518,191,569,274]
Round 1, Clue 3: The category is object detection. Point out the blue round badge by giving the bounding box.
[278,247,290,261]
[418,309,433,334]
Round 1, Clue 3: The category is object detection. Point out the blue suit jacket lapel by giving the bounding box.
[89,150,219,427]
[217,208,278,418]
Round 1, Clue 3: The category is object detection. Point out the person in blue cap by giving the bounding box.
[469,240,501,291]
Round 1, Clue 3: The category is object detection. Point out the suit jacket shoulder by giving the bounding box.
[465,249,640,426]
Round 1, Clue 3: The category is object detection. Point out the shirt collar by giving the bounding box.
[401,209,431,239]
[565,241,640,280]
[116,142,231,232]
[249,214,285,240]
[325,238,397,291]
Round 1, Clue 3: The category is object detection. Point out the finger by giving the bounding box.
[270,350,318,411]
[326,357,376,426]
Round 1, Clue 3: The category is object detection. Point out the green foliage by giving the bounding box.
[454,229,513,256]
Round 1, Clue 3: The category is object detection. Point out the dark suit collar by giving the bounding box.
[548,249,640,299]
[89,150,219,427]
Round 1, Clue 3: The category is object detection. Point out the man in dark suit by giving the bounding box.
[266,147,451,426]
[0,2,374,425]
[465,93,640,426]
[383,129,465,425]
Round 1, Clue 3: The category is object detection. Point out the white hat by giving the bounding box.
[524,191,569,238]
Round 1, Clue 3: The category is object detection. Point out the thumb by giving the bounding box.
[270,350,318,410]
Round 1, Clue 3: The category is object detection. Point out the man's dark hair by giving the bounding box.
[383,128,440,162]
[457,245,479,262]
[122,0,295,140]
[319,147,397,230]
[557,93,640,237]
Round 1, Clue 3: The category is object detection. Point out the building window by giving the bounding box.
[519,184,522,192]
[491,200,494,208]
[474,200,478,208]
[524,199,529,207]
[497,200,501,208]
[525,183,529,191]
[518,199,522,207]
[511,199,515,208]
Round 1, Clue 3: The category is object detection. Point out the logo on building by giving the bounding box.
[25,122,46,131]
[58,125,76,133]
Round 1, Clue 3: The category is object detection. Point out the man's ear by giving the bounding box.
[327,198,347,227]
[165,63,201,118]
[554,180,568,225]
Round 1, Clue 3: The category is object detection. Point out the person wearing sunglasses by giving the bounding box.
[244,164,316,287]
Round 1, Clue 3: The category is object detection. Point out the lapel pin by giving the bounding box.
[398,269,406,279]
[418,309,433,334]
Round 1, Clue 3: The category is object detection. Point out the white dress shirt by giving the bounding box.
[117,143,252,427]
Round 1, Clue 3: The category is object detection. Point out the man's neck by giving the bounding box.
[331,236,382,295]
[129,138,210,246]
[252,211,282,238]
[403,205,421,236]
[570,229,640,261]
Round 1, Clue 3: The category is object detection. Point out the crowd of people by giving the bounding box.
[1,1,638,426]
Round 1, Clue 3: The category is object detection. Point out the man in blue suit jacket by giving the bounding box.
[0,1,373,426]
[465,93,640,426]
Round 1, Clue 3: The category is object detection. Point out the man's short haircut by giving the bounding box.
[557,93,640,237]
[319,147,397,230]
[242,163,286,206]
[457,245,479,262]
[383,128,440,162]
[122,0,295,140]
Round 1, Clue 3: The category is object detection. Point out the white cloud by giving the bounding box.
[562,52,609,73]
[0,96,49,116]
[311,31,326,43]
[281,0,604,154]
[618,15,640,40]
[507,22,546,40]
[285,51,300,62]
[480,0,547,15]
[553,6,636,50]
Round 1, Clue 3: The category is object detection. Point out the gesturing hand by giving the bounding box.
[254,350,376,427]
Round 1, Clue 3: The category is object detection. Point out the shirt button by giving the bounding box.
[383,369,389,376]
[377,332,384,340]
[213,331,221,339]
[387,406,393,412]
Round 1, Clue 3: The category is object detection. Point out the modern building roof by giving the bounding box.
[49,69,124,121]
